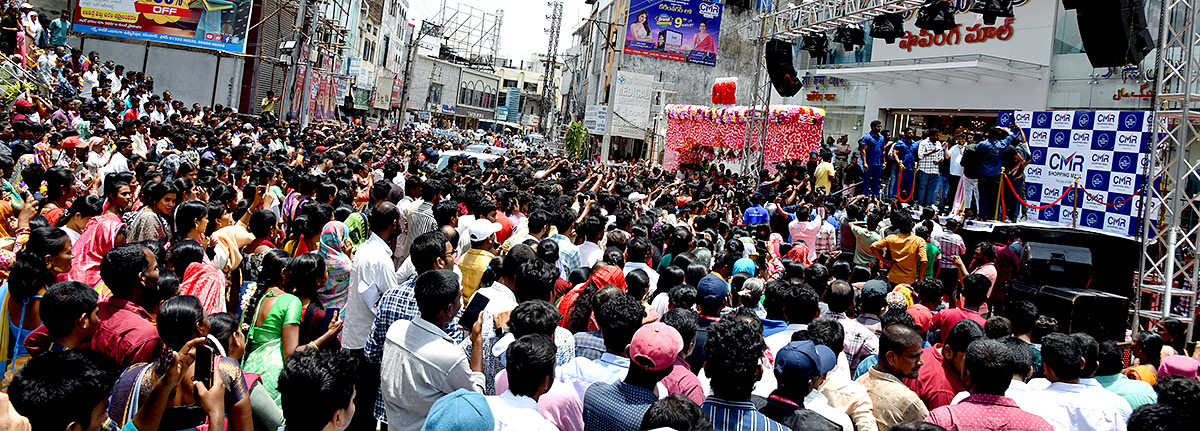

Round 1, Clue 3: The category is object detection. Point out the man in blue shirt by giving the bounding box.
[892,128,919,201]
[48,10,71,47]
[859,120,886,197]
[744,193,770,225]
[975,124,1022,221]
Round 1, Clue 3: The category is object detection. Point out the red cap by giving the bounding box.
[14,99,32,108]
[628,323,683,371]
[314,146,329,152]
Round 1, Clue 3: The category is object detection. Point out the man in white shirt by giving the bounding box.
[577,215,606,269]
[788,204,826,263]
[485,334,561,431]
[344,203,401,431]
[756,285,820,397]
[623,237,660,289]
[1035,333,1127,431]
[381,269,484,431]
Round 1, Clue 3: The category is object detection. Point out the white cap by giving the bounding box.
[628,192,647,202]
[19,4,32,9]
[468,218,502,242]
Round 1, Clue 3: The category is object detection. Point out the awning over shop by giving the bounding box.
[817,54,1048,85]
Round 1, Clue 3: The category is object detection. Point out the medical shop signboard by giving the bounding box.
[624,0,722,66]
[73,0,254,54]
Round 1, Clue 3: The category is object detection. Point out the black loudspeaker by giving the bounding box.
[834,25,866,50]
[766,39,803,97]
[1063,0,1080,10]
[800,32,830,60]
[1007,282,1129,342]
[969,0,1014,25]
[871,13,906,44]
[916,0,956,34]
[1023,242,1093,289]
[1075,0,1155,68]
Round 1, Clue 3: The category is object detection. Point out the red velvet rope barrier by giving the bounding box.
[1003,175,1076,210]
[1080,186,1140,207]
[895,167,916,203]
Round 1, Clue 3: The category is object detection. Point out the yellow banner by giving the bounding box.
[78,7,139,23]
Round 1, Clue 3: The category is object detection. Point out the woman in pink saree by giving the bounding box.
[69,178,134,289]
[67,212,125,287]
[692,20,715,53]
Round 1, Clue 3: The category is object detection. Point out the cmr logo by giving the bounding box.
[1097,112,1117,123]
[1113,174,1134,186]
[1062,208,1078,221]
[1124,114,1139,129]
[1049,153,1084,171]
[1027,166,1043,177]
[1052,112,1073,128]
[1118,134,1139,145]
[1092,153,1111,164]
[1071,131,1092,145]
[1014,111,1032,124]
[1031,130,1049,142]
[1053,131,1068,146]
[1107,216,1128,228]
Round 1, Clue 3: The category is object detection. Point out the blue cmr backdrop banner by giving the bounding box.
[997,110,1151,239]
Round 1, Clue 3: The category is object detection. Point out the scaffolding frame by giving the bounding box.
[1135,0,1200,341]
[742,0,927,181]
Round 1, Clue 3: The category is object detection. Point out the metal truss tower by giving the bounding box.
[541,1,564,137]
[743,0,926,181]
[1135,0,1200,341]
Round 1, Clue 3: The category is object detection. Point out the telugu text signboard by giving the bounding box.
[624,0,722,66]
[74,0,253,54]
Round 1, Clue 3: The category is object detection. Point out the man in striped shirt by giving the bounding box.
[701,317,789,431]
[933,218,967,294]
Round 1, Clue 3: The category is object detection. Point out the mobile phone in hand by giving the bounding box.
[194,344,214,389]
[459,294,491,332]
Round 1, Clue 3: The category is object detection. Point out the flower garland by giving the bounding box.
[663,104,826,125]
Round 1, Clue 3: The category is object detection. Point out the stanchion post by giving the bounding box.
[993,174,1005,222]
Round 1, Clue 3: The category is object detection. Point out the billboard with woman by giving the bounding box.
[625,0,723,66]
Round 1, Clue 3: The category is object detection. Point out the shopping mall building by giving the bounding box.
[785,0,1156,140]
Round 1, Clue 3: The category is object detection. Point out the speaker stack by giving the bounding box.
[766,39,803,97]
[1072,0,1155,67]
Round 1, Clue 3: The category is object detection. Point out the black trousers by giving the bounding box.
[346,349,386,431]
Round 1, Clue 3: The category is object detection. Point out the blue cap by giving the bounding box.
[421,389,494,431]
[861,280,889,306]
[774,341,837,381]
[697,273,730,300]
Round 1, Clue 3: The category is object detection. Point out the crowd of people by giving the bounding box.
[0,38,1187,431]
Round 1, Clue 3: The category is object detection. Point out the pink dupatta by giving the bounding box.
[181,262,227,315]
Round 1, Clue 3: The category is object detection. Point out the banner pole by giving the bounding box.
[1072,177,1080,229]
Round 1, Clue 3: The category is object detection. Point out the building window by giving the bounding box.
[523,82,538,92]
[363,39,375,63]
[381,36,390,68]
[503,79,517,88]
[428,83,443,105]
[498,92,507,107]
